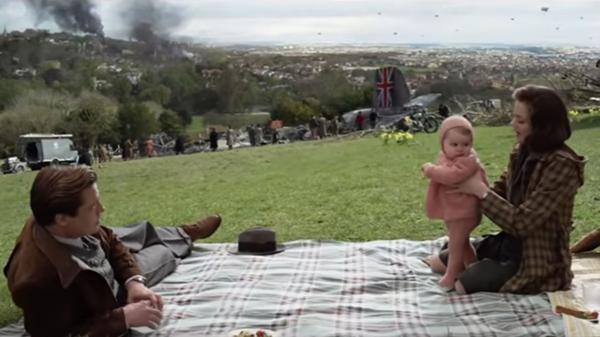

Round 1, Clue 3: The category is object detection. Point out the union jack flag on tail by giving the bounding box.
[376,67,394,108]
[373,67,410,114]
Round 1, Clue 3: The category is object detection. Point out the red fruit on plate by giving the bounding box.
[256,330,265,337]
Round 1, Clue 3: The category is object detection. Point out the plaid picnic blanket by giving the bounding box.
[548,252,600,337]
[0,239,564,337]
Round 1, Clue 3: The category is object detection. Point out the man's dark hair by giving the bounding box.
[512,85,571,153]
[30,166,97,226]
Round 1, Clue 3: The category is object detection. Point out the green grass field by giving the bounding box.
[0,122,598,327]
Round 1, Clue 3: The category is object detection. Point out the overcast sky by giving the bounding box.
[1,0,598,46]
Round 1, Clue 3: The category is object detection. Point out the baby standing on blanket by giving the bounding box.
[422,115,488,290]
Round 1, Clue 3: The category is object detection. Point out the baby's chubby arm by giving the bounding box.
[423,155,480,185]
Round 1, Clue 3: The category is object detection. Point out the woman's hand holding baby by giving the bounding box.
[449,174,489,199]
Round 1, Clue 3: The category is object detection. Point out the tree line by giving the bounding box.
[0,55,372,157]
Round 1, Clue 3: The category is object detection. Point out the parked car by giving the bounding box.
[1,156,28,174]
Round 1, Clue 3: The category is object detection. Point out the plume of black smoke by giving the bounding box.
[123,0,183,50]
[25,0,104,36]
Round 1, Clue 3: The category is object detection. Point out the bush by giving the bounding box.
[62,92,118,147]
[0,79,25,111]
[117,103,159,141]
[271,95,315,124]
[0,89,75,155]
[159,110,184,137]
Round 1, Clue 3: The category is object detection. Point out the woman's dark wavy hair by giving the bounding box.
[512,85,571,153]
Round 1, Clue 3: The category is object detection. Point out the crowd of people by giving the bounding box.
[86,111,382,165]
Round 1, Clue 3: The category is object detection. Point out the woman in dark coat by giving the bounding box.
[428,85,586,294]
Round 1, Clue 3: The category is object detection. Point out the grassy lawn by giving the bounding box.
[0,122,598,327]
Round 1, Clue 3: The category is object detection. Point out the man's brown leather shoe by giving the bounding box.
[571,227,600,254]
[181,215,221,241]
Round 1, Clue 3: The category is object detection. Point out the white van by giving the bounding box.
[17,134,79,170]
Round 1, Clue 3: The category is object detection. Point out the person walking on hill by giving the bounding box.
[438,104,450,118]
[256,124,264,145]
[247,125,256,146]
[174,136,185,155]
[309,116,319,139]
[226,126,235,150]
[209,128,219,152]
[356,111,365,131]
[369,110,378,129]
[331,115,340,136]
[318,115,328,138]
[145,139,154,158]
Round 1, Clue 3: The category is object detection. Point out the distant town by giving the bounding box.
[1,28,599,159]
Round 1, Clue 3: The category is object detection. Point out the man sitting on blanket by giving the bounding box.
[4,166,222,337]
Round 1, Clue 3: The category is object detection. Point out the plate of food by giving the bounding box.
[228,328,277,337]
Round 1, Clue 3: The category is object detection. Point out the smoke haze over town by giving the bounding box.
[0,0,598,46]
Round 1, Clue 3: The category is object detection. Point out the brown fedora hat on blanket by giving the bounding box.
[229,227,285,255]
